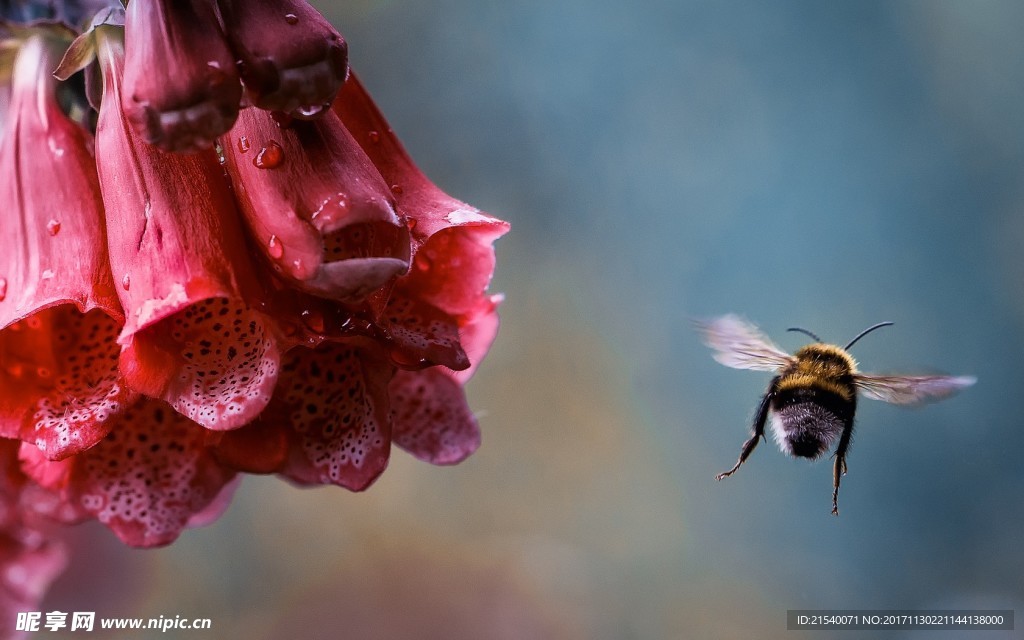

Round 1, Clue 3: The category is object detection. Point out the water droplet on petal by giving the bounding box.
[368,130,381,144]
[41,269,55,280]
[0,277,7,302]
[48,136,65,157]
[284,13,299,24]
[121,274,131,290]
[405,218,417,231]
[267,235,284,259]
[390,184,403,195]
[46,220,61,236]
[36,366,51,378]
[237,136,250,153]
[254,141,284,169]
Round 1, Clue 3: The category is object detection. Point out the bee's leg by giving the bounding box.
[831,419,854,515]
[716,377,778,481]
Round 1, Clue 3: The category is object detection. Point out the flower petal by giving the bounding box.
[390,368,480,465]
[221,105,410,301]
[0,32,132,458]
[122,0,241,151]
[94,28,280,430]
[273,343,393,491]
[21,399,237,548]
[0,309,129,460]
[333,72,509,243]
[219,0,348,117]
[379,294,469,371]
[333,72,508,372]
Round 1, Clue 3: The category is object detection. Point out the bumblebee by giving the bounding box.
[696,314,975,515]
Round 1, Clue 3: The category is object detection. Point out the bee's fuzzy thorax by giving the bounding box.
[777,343,857,401]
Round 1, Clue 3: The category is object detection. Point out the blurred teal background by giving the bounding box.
[44,0,1023,638]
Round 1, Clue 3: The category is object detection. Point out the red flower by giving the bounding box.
[20,399,237,547]
[115,0,348,151]
[121,0,242,151]
[92,21,282,431]
[218,0,348,116]
[221,104,410,301]
[0,28,133,460]
[0,0,508,590]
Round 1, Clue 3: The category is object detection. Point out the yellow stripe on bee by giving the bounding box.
[776,373,855,401]
[777,343,858,401]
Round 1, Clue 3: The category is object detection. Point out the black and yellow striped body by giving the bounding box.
[770,344,857,459]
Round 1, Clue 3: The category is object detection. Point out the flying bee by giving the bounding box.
[695,314,975,515]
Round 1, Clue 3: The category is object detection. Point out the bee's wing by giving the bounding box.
[853,373,976,405]
[694,314,795,372]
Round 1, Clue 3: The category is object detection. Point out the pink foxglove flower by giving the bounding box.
[121,0,242,151]
[116,0,348,151]
[0,0,508,607]
[20,400,238,547]
[91,21,282,431]
[0,28,133,460]
[218,0,348,116]
[334,73,509,462]
[221,105,410,301]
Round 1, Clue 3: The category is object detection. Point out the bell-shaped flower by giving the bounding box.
[334,73,507,367]
[19,399,238,548]
[218,341,395,491]
[89,21,281,430]
[121,0,242,151]
[333,73,508,462]
[218,0,348,117]
[0,28,133,461]
[220,105,410,301]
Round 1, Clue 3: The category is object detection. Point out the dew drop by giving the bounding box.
[284,13,298,24]
[237,136,250,153]
[121,274,131,291]
[390,184,403,195]
[267,235,284,259]
[46,220,61,236]
[405,218,417,231]
[367,130,381,144]
[0,277,7,302]
[41,269,55,280]
[254,141,284,169]
[36,366,52,379]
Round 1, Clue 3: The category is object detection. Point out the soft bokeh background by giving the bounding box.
[43,0,1024,638]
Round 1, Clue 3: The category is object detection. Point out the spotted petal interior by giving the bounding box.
[276,343,393,491]
[60,399,235,548]
[0,307,130,460]
[380,295,469,371]
[131,297,280,431]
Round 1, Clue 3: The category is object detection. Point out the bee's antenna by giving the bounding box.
[844,322,894,350]
[787,327,822,342]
